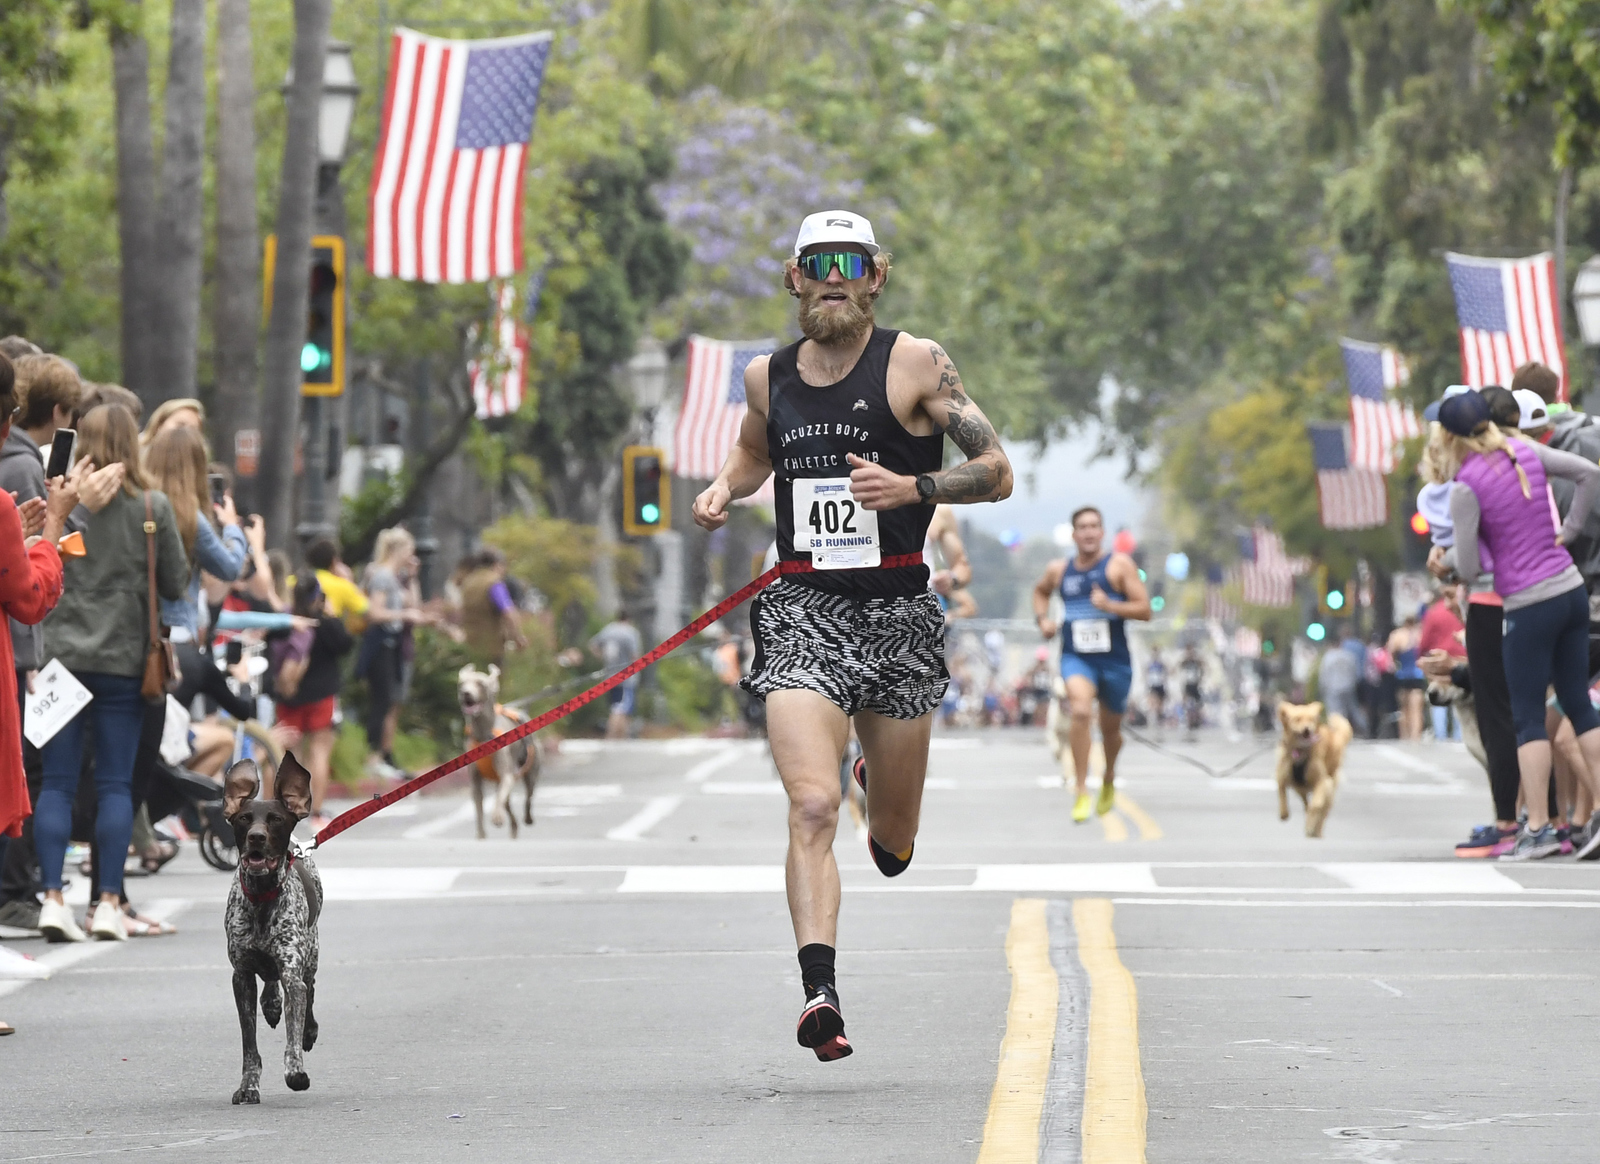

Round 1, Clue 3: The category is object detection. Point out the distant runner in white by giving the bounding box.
[692,210,1013,1061]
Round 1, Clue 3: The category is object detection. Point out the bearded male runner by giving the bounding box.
[1032,506,1152,822]
[693,210,1012,1061]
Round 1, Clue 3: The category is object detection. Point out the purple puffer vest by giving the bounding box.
[1456,439,1573,597]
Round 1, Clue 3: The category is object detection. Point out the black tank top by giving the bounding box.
[768,327,945,598]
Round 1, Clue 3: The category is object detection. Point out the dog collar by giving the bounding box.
[238,851,294,904]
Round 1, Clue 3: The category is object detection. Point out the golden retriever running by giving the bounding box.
[1275,701,1352,838]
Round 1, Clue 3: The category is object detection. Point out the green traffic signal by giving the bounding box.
[1307,622,1326,642]
[1327,589,1345,611]
[301,343,321,373]
[640,503,660,523]
[1150,595,1165,612]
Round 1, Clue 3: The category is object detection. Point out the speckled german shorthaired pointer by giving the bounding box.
[223,753,322,1104]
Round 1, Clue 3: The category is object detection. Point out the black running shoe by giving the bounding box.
[867,833,914,877]
[852,755,867,793]
[797,983,852,1061]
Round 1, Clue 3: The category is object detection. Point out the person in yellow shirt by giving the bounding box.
[304,538,368,631]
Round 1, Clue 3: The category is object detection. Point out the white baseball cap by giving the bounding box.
[793,210,879,257]
[1513,388,1550,431]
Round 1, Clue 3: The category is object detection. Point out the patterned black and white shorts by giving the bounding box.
[742,579,948,719]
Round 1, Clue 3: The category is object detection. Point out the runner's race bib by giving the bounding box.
[1071,619,1112,654]
[792,477,881,570]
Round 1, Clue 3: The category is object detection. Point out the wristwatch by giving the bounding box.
[915,473,937,503]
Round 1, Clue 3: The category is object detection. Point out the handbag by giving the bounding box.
[140,491,181,701]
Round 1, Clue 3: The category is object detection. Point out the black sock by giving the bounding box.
[798,943,835,994]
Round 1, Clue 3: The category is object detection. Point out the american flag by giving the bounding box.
[1445,251,1567,401]
[1340,338,1420,472]
[368,28,553,283]
[1308,422,1389,530]
[1205,564,1239,624]
[673,336,777,505]
[1239,527,1309,609]
[467,281,526,418]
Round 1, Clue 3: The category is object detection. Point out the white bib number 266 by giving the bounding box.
[792,477,881,570]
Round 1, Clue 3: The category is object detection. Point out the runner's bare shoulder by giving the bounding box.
[742,354,773,413]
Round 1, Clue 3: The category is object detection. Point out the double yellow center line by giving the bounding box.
[977,898,1147,1163]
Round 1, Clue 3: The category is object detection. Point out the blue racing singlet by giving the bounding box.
[1060,554,1130,663]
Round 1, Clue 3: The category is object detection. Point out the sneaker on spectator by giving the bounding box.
[0,899,41,932]
[1499,824,1563,861]
[1455,824,1516,858]
[1577,821,1600,861]
[37,899,86,943]
[0,944,50,979]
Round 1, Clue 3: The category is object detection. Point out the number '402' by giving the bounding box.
[807,499,858,536]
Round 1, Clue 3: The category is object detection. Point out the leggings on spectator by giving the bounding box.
[364,633,403,752]
[33,672,145,897]
[1502,585,1600,746]
[1466,603,1523,822]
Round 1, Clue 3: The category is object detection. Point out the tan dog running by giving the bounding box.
[1275,701,1352,838]
[457,665,543,839]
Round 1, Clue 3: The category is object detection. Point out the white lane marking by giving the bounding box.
[1373,781,1470,796]
[1318,862,1522,894]
[1371,978,1404,996]
[539,784,621,805]
[0,899,190,999]
[606,795,684,841]
[619,865,786,893]
[402,802,476,839]
[560,738,735,756]
[683,745,755,784]
[701,781,786,795]
[924,777,958,790]
[1209,777,1278,791]
[320,868,461,900]
[1371,743,1460,784]
[969,863,1160,892]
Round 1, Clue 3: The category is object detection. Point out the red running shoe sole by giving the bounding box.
[813,1034,853,1061]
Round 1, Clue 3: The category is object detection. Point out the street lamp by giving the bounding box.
[1572,256,1600,412]
[627,337,670,414]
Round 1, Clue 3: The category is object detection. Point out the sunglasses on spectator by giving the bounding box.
[798,251,868,281]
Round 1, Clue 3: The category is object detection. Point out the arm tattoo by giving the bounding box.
[922,341,1009,502]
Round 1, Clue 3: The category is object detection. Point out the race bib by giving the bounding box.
[792,477,881,570]
[24,659,93,749]
[1071,619,1112,654]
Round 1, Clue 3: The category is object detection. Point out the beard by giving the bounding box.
[797,281,876,345]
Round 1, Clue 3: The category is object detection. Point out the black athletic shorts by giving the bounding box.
[742,578,948,719]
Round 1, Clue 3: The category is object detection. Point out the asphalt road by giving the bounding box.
[3,725,1598,1162]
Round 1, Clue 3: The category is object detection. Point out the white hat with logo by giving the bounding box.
[793,210,879,256]
[1513,388,1550,431]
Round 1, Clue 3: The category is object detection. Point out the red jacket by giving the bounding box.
[0,492,64,837]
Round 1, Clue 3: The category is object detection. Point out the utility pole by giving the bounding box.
[257,0,330,553]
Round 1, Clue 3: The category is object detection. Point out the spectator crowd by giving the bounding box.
[0,334,526,1035]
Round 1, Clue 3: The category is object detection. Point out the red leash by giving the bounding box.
[312,552,924,847]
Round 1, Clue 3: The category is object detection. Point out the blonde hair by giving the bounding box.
[77,404,149,498]
[13,354,83,429]
[1419,422,1461,485]
[141,397,206,447]
[374,526,415,566]
[143,424,211,557]
[1446,421,1531,499]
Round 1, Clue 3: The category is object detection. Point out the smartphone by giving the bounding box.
[209,472,227,507]
[44,429,75,481]
[225,640,243,666]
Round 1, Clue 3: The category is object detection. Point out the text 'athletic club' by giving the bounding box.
[368,28,552,284]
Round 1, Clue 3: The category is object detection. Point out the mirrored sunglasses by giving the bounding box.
[798,251,868,281]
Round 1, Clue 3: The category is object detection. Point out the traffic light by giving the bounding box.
[1306,622,1327,642]
[1148,579,1165,613]
[263,234,346,397]
[1315,565,1348,615]
[622,446,669,535]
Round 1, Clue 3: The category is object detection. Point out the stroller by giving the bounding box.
[157,761,239,871]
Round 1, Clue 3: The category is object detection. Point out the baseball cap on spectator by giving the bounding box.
[1438,389,1493,437]
[1422,384,1473,423]
[1480,384,1520,428]
[1514,388,1550,432]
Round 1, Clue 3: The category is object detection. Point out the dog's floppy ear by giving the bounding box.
[458,665,476,684]
[488,664,500,683]
[1308,701,1323,720]
[223,759,260,819]
[274,751,313,821]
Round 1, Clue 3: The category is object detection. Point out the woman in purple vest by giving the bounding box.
[1440,389,1600,860]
